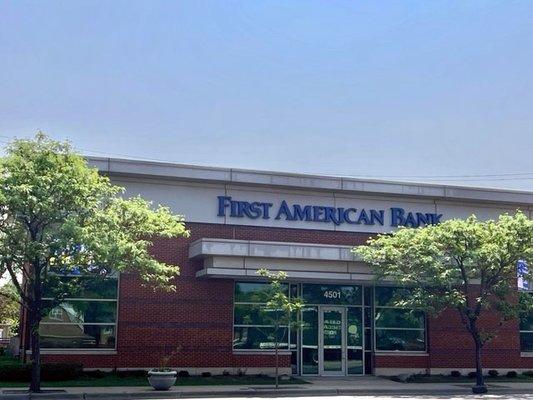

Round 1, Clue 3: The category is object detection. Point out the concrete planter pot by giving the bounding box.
[148,370,177,391]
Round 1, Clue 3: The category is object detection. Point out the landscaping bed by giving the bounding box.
[0,355,307,387]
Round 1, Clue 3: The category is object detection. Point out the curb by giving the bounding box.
[3,386,533,400]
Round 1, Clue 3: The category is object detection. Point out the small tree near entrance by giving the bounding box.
[0,134,190,392]
[256,269,303,389]
[356,213,532,394]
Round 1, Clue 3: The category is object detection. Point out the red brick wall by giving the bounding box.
[42,222,532,372]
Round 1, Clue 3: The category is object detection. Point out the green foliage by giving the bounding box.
[357,212,532,391]
[0,281,20,328]
[256,269,304,335]
[357,213,532,342]
[256,269,303,388]
[0,133,190,391]
[0,133,190,298]
[0,361,83,381]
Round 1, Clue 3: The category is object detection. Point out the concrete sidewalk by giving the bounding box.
[2,376,533,399]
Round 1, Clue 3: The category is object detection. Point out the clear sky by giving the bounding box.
[1,1,532,190]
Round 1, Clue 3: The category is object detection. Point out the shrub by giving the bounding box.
[236,368,246,377]
[201,372,212,377]
[0,362,83,382]
[488,370,499,377]
[506,371,518,378]
[178,370,190,378]
[450,370,461,378]
[523,370,533,377]
[222,370,230,376]
[467,372,477,379]
[0,363,31,381]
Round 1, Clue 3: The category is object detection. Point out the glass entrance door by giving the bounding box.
[319,307,346,375]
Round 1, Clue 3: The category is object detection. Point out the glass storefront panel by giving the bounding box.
[322,309,343,372]
[301,306,318,374]
[41,273,118,350]
[375,308,425,329]
[363,286,374,307]
[364,307,372,328]
[303,284,362,305]
[234,282,288,303]
[376,329,426,351]
[347,308,363,374]
[43,300,117,324]
[375,287,412,307]
[40,324,116,348]
[233,326,289,350]
[43,276,118,299]
[232,282,432,374]
[234,304,283,326]
[520,332,533,352]
[520,312,533,331]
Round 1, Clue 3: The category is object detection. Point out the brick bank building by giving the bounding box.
[27,158,533,376]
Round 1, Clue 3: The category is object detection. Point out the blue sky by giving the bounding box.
[0,1,532,190]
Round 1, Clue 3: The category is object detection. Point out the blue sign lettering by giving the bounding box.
[217,196,442,228]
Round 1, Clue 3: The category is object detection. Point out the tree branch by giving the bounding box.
[4,262,30,304]
[0,290,27,309]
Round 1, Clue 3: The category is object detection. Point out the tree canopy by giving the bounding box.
[0,133,190,391]
[356,212,532,392]
[0,281,20,329]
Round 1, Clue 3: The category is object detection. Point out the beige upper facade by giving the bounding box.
[88,157,533,235]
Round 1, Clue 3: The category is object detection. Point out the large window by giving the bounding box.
[520,293,533,352]
[374,287,426,352]
[40,275,118,349]
[233,282,295,351]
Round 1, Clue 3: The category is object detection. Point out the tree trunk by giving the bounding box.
[468,319,487,394]
[275,342,279,389]
[474,339,485,389]
[29,264,43,394]
[29,305,42,393]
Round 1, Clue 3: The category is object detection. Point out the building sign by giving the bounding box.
[217,196,443,228]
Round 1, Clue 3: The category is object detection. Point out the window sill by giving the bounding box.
[233,350,292,356]
[521,352,533,358]
[375,351,428,357]
[37,349,117,355]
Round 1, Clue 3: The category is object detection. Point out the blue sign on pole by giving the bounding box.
[517,260,529,291]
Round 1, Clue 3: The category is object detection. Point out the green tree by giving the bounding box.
[256,269,303,389]
[356,213,532,394]
[0,281,20,331]
[0,134,190,392]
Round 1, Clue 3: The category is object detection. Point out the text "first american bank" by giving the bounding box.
[217,196,443,228]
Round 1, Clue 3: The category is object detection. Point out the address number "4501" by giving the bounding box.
[323,290,341,299]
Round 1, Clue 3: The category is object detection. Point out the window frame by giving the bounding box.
[519,291,533,354]
[373,286,427,353]
[40,274,119,352]
[233,281,294,353]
